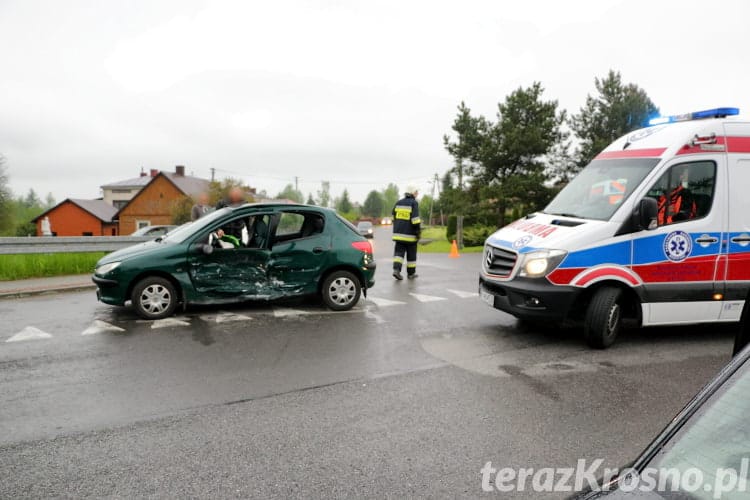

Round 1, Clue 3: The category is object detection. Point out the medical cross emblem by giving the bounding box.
[663,231,692,262]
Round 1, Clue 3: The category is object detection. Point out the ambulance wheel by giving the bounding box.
[584,286,623,349]
[131,276,178,320]
[321,270,361,311]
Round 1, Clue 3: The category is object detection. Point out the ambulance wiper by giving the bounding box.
[546,211,587,219]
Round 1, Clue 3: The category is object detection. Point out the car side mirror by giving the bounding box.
[195,243,213,255]
[635,198,658,231]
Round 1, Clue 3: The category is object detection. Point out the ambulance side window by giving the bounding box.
[645,161,716,227]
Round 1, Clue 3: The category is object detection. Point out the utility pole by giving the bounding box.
[210,167,215,182]
[294,176,299,192]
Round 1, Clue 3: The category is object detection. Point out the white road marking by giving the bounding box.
[367,296,407,307]
[81,320,125,335]
[7,326,53,342]
[409,293,447,303]
[447,289,479,299]
[273,308,313,318]
[365,309,386,324]
[215,312,252,323]
[151,317,191,329]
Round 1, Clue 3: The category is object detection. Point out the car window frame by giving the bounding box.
[271,210,327,246]
[188,210,274,251]
[643,159,717,228]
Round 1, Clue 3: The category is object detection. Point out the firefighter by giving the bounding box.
[392,187,421,280]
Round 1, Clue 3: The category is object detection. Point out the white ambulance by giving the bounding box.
[479,107,750,348]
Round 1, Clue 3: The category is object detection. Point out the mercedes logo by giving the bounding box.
[485,249,494,267]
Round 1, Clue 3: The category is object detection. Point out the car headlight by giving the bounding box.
[519,250,567,278]
[96,261,121,275]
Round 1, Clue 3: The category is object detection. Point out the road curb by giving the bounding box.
[0,283,96,300]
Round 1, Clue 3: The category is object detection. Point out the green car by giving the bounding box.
[92,204,376,319]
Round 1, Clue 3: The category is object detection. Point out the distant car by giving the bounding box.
[357,221,374,238]
[93,204,376,319]
[573,344,750,499]
[381,217,392,225]
[131,225,177,237]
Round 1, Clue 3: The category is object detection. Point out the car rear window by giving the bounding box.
[336,214,361,236]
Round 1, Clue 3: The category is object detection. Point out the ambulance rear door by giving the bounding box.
[721,122,750,320]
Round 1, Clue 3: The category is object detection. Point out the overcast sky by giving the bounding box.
[1,0,749,204]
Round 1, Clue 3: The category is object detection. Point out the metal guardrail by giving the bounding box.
[0,236,152,255]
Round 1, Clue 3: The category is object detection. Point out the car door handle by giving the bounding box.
[731,236,750,243]
[695,236,719,244]
[312,247,326,254]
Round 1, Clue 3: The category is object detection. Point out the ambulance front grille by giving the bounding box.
[485,245,517,277]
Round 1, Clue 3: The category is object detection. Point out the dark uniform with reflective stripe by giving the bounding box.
[392,193,421,276]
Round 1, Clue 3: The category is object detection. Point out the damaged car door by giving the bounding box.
[268,210,331,295]
[187,213,273,297]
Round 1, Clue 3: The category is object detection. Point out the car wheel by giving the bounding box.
[131,276,179,319]
[584,286,623,349]
[321,271,361,311]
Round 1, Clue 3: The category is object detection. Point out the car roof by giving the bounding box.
[229,202,330,213]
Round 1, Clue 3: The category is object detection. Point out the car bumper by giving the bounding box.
[92,275,128,306]
[478,276,580,321]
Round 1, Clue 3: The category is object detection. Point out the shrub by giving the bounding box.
[462,224,497,247]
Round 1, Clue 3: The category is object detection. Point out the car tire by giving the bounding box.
[584,286,623,349]
[321,271,361,311]
[131,276,179,319]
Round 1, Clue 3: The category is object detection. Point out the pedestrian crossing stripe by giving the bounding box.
[151,317,191,329]
[447,289,479,299]
[215,312,252,323]
[273,308,313,318]
[409,293,448,303]
[367,296,407,307]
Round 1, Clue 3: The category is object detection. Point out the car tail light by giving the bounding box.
[351,241,373,254]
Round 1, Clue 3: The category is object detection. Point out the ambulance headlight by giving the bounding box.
[520,250,567,278]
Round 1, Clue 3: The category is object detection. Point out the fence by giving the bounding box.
[0,236,152,255]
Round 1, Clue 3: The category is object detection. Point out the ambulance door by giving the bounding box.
[722,123,750,320]
[632,156,725,325]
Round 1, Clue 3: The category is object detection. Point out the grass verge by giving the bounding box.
[0,252,106,281]
[417,226,484,253]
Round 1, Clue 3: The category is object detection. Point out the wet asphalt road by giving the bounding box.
[0,227,736,498]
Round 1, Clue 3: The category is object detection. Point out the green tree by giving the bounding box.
[0,155,13,234]
[306,193,316,205]
[571,70,659,167]
[443,101,484,190]
[381,183,399,213]
[362,190,384,217]
[316,181,331,208]
[336,189,353,213]
[209,177,255,205]
[443,82,565,227]
[44,192,56,208]
[23,188,41,208]
[276,183,304,203]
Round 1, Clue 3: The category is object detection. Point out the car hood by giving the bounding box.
[485,213,607,253]
[96,240,166,265]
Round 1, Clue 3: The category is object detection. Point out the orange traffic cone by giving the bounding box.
[449,239,460,258]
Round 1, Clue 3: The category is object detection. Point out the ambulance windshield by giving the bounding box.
[544,158,660,221]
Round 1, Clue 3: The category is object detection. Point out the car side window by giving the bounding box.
[273,212,325,244]
[644,161,716,227]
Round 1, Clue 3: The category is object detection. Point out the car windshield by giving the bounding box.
[638,358,750,499]
[159,208,232,243]
[358,222,372,228]
[543,158,660,221]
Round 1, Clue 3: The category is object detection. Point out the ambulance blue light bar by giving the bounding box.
[648,107,740,126]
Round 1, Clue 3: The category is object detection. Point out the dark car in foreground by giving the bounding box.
[573,345,750,499]
[93,204,376,318]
